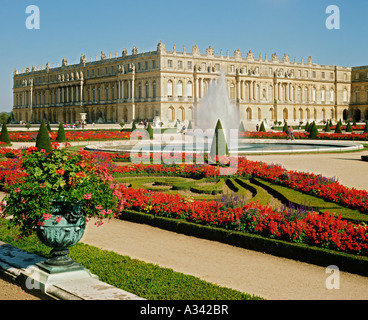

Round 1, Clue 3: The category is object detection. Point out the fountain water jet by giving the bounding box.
[195,71,240,135]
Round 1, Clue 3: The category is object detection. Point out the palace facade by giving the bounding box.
[12,41,367,126]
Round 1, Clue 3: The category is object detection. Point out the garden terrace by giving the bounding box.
[1,147,368,275]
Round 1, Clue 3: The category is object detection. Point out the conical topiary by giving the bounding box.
[147,123,154,140]
[346,121,352,132]
[36,120,52,152]
[305,121,310,132]
[335,121,342,133]
[46,120,52,132]
[309,121,319,139]
[324,121,331,132]
[282,122,288,133]
[364,121,368,133]
[238,121,246,134]
[187,121,193,130]
[259,121,266,132]
[56,122,67,142]
[131,122,137,131]
[0,122,11,145]
[210,120,229,160]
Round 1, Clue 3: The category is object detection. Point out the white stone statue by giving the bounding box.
[62,57,68,67]
[80,54,87,64]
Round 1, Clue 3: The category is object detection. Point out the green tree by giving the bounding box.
[305,121,310,132]
[364,121,368,133]
[282,122,288,133]
[56,122,67,143]
[210,120,229,160]
[259,121,266,132]
[36,120,52,152]
[187,120,193,130]
[346,121,353,132]
[238,121,246,134]
[324,121,331,132]
[335,121,342,133]
[131,122,137,132]
[0,113,9,125]
[46,120,52,132]
[309,121,319,139]
[147,123,154,140]
[0,121,11,145]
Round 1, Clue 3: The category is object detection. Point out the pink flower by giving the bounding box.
[43,214,52,221]
[84,193,92,200]
[100,209,106,216]
[94,220,103,227]
[95,205,102,210]
[14,188,21,193]
[56,216,62,223]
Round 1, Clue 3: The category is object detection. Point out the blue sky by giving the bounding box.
[0,0,367,113]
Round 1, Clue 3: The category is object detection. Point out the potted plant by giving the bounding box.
[2,143,119,268]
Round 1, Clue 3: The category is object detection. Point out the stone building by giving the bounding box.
[12,41,362,126]
[350,66,368,122]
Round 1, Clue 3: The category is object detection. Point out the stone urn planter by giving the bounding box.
[36,198,86,268]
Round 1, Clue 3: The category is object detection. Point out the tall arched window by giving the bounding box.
[304,87,308,102]
[330,88,334,103]
[167,80,173,97]
[138,82,142,99]
[246,107,252,121]
[230,83,236,100]
[297,87,302,102]
[168,106,175,121]
[312,87,316,102]
[153,81,157,99]
[145,81,149,98]
[343,88,348,102]
[187,81,193,98]
[321,88,326,102]
[177,81,183,97]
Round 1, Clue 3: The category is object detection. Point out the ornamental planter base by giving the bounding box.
[36,259,85,275]
[36,203,87,274]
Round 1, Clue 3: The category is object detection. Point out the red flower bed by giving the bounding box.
[239,131,368,141]
[115,184,368,256]
[7,130,132,142]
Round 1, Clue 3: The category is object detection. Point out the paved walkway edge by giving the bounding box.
[0,241,145,300]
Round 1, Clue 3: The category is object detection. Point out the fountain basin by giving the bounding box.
[86,138,363,155]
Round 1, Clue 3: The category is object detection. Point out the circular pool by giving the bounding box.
[86,138,364,155]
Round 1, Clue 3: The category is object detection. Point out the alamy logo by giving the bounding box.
[325,265,340,290]
[25,5,40,30]
[325,5,340,30]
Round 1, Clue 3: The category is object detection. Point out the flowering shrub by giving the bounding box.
[2,143,119,235]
